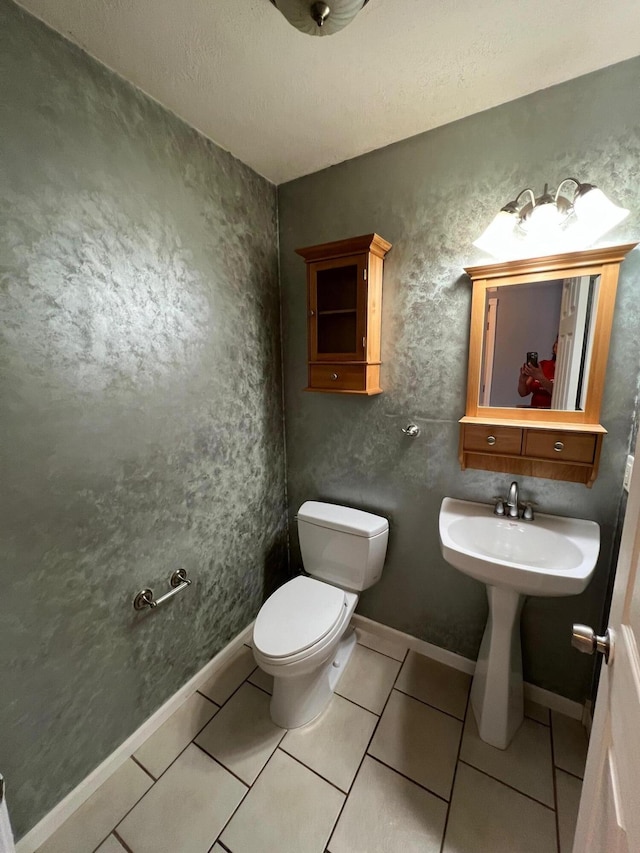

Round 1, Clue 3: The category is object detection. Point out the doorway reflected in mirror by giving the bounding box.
[479,275,598,411]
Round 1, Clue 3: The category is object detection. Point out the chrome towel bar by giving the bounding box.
[133,569,191,611]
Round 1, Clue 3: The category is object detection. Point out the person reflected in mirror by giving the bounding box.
[518,339,557,408]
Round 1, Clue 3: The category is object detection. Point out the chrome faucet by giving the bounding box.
[506,481,519,518]
[494,481,535,520]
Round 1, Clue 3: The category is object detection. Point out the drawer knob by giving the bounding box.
[554,441,565,452]
[330,372,339,381]
[486,435,497,446]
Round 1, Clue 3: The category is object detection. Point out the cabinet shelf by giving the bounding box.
[296,234,392,395]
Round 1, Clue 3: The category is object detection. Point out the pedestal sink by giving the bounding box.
[439,497,600,749]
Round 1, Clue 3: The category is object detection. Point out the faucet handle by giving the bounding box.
[492,497,506,516]
[522,502,535,521]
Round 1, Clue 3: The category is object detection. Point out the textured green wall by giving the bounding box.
[0,0,287,838]
[278,58,640,704]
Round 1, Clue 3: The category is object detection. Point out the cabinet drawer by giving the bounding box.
[523,430,597,464]
[463,425,522,455]
[309,363,367,391]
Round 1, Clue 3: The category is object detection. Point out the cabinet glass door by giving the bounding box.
[309,255,366,361]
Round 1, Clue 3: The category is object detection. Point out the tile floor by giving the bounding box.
[37,626,589,853]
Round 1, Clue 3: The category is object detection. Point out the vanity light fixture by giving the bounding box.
[269,0,370,36]
[474,178,629,259]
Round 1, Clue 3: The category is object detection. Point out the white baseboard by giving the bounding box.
[16,622,254,853]
[352,614,585,720]
[352,614,476,674]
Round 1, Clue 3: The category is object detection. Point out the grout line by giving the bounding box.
[553,765,584,782]
[333,690,381,717]
[439,683,472,853]
[211,731,285,848]
[191,739,266,790]
[392,686,467,723]
[365,754,450,805]
[246,677,272,698]
[325,646,410,851]
[214,840,233,853]
[457,760,557,812]
[112,829,135,853]
[110,695,230,838]
[550,719,562,853]
[198,692,222,709]
[277,747,349,797]
[524,712,551,728]
[129,754,156,782]
[354,638,408,664]
[197,662,258,710]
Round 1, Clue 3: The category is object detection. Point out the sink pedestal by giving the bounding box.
[471,585,524,750]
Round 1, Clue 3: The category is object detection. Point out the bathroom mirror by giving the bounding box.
[479,273,599,411]
[464,244,637,426]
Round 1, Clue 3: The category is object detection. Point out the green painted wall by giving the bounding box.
[0,0,287,838]
[278,57,640,705]
[4,0,640,838]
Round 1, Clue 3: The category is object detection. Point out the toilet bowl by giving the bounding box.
[253,501,389,729]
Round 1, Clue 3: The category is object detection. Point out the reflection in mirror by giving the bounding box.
[479,275,599,411]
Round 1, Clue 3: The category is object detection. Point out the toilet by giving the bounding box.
[252,501,389,729]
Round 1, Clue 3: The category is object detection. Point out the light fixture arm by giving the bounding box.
[555,177,582,203]
[474,176,629,260]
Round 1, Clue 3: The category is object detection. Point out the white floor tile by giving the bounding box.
[134,691,218,778]
[195,682,285,784]
[281,693,378,791]
[552,712,588,778]
[395,651,470,719]
[556,768,583,853]
[460,712,554,806]
[443,762,558,853]
[248,666,273,694]
[94,836,127,853]
[354,626,408,661]
[37,759,152,853]
[117,744,246,853]
[198,645,257,705]
[525,699,551,726]
[221,749,344,853]
[368,689,461,800]
[328,756,447,853]
[335,644,401,714]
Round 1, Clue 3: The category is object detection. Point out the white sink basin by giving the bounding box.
[439,497,600,597]
[439,495,600,750]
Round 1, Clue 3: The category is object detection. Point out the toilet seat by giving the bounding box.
[254,576,347,660]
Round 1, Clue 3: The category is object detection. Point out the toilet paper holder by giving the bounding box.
[133,569,191,611]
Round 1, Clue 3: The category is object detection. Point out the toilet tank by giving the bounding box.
[297,501,389,592]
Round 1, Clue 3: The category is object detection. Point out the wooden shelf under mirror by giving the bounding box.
[460,243,637,486]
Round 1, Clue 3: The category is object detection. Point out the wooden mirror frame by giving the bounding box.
[459,243,637,486]
[464,243,637,426]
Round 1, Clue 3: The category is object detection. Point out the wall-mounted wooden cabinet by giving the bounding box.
[460,244,636,486]
[296,233,391,395]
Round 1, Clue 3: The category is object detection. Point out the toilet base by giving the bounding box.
[270,628,357,728]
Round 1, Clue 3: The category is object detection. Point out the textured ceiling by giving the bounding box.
[16,0,640,184]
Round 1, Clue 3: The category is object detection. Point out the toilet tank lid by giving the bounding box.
[298,501,388,538]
